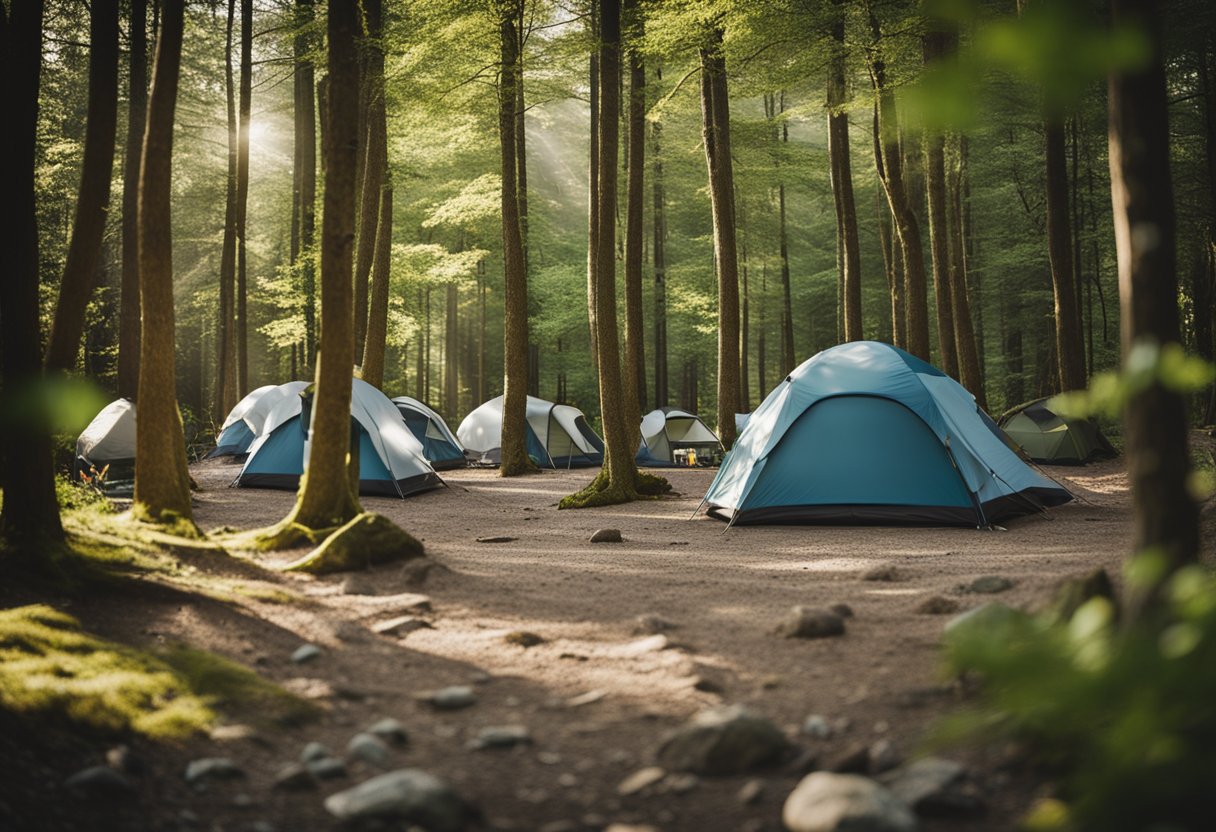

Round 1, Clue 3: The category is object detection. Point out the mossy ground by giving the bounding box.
[558,469,672,509]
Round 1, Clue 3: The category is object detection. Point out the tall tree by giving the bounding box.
[359,0,392,388]
[134,0,193,524]
[361,187,393,388]
[652,64,668,408]
[700,26,740,448]
[1108,0,1197,616]
[922,28,958,377]
[354,0,387,360]
[828,0,862,343]
[498,0,535,477]
[118,0,148,400]
[216,0,239,418]
[775,92,795,375]
[1045,116,1085,392]
[0,0,64,552]
[294,0,318,370]
[947,133,985,407]
[235,0,253,395]
[44,0,120,373]
[586,13,600,371]
[622,0,646,430]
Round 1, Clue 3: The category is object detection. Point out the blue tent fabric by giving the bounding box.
[391,397,466,470]
[703,341,1072,527]
[210,421,255,458]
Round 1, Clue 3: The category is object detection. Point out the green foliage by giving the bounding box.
[55,472,114,514]
[943,555,1216,831]
[1052,340,1216,421]
[160,646,317,727]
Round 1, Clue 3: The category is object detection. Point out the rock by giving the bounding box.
[373,616,433,637]
[868,740,901,774]
[105,744,142,774]
[306,757,348,780]
[914,596,959,615]
[590,528,623,543]
[829,603,855,619]
[738,779,765,804]
[504,631,545,648]
[826,744,871,774]
[776,606,846,639]
[862,563,900,582]
[879,758,981,818]
[348,732,393,768]
[272,763,315,792]
[291,644,322,664]
[567,689,607,707]
[802,715,832,740]
[634,614,676,635]
[470,725,532,750]
[656,705,789,775]
[65,766,135,798]
[944,602,1022,637]
[476,536,517,543]
[692,675,725,694]
[368,718,410,746]
[300,741,331,763]
[210,723,258,742]
[783,772,918,832]
[618,766,666,796]
[323,769,476,832]
[283,677,335,699]
[184,758,246,785]
[618,634,669,656]
[1047,568,1116,623]
[959,576,1014,595]
[333,621,370,642]
[427,686,477,710]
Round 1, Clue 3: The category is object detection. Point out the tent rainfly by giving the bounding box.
[391,396,466,470]
[701,341,1072,527]
[457,395,604,468]
[236,378,442,498]
[997,398,1117,465]
[637,407,724,467]
[208,381,310,458]
[75,399,138,494]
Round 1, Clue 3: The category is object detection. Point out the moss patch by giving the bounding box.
[160,647,317,727]
[281,512,425,575]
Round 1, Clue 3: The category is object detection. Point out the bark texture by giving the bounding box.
[1046,117,1086,391]
[652,65,668,408]
[353,0,386,360]
[118,0,147,400]
[236,0,252,395]
[829,0,862,343]
[360,185,393,388]
[623,5,646,431]
[216,0,239,418]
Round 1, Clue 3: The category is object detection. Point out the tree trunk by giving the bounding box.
[118,0,147,400]
[829,3,862,343]
[1108,0,1198,616]
[498,2,534,477]
[925,128,957,376]
[360,185,392,388]
[757,264,768,396]
[134,0,193,524]
[873,103,905,349]
[45,0,119,373]
[216,0,239,418]
[353,0,386,362]
[358,0,391,389]
[586,31,600,371]
[700,29,740,449]
[623,7,646,429]
[236,0,252,395]
[296,0,317,370]
[0,0,65,551]
[445,281,458,417]
[652,65,668,408]
[777,93,795,375]
[948,133,985,408]
[1046,117,1086,391]
[740,217,750,412]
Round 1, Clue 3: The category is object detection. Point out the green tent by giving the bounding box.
[997,398,1117,465]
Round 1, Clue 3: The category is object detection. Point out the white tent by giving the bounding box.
[237,379,442,498]
[75,399,137,492]
[390,396,466,470]
[637,407,723,467]
[457,395,604,468]
[208,381,310,458]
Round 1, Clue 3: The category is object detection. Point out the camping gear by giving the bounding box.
[75,398,137,494]
[457,395,604,468]
[701,341,1072,527]
[637,407,724,467]
[997,397,1117,465]
[391,396,466,470]
[236,378,442,498]
[208,381,309,458]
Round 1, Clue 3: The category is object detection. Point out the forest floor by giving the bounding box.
[3,440,1215,832]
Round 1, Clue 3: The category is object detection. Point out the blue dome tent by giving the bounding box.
[457,395,604,468]
[208,381,309,458]
[391,396,466,470]
[701,342,1072,527]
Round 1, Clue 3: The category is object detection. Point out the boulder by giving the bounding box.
[782,772,918,832]
[324,769,475,832]
[656,705,788,775]
[776,606,846,639]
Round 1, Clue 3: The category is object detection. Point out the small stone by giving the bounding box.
[959,576,1014,594]
[692,675,725,694]
[476,536,517,543]
[657,705,789,775]
[557,772,578,788]
[184,758,245,785]
[868,739,901,774]
[427,686,477,710]
[334,621,370,642]
[272,763,315,792]
[567,689,607,707]
[470,725,532,750]
[634,614,676,634]
[291,644,322,664]
[862,563,900,582]
[618,766,666,796]
[105,744,142,774]
[782,772,917,832]
[829,603,855,619]
[283,677,335,699]
[738,779,765,804]
[232,792,255,808]
[776,606,846,639]
[324,769,475,832]
[210,723,258,742]
[915,596,959,615]
[666,773,700,794]
[306,757,348,780]
[802,715,832,740]
[368,717,410,746]
[348,732,393,768]
[300,741,331,763]
[590,528,623,543]
[64,766,134,798]
[504,631,545,648]
[373,616,433,636]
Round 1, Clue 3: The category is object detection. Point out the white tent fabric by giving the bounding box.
[224,381,309,435]
[637,407,723,466]
[391,396,462,447]
[77,399,137,465]
[457,395,603,467]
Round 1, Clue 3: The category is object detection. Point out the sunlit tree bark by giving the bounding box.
[118,0,148,400]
